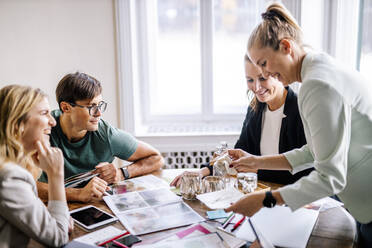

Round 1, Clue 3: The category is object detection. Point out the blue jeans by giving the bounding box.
[357,220,372,247]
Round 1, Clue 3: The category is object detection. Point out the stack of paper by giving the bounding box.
[235,206,319,248]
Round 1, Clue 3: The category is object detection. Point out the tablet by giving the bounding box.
[70,205,118,230]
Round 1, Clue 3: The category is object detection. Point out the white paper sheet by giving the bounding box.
[136,233,226,248]
[305,196,344,212]
[74,226,124,245]
[196,187,245,209]
[235,206,319,248]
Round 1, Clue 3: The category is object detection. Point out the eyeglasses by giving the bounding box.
[69,101,107,116]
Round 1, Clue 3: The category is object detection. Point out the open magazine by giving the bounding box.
[103,188,204,235]
[64,170,98,188]
[133,222,246,248]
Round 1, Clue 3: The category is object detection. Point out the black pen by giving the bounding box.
[215,232,230,248]
[248,218,261,245]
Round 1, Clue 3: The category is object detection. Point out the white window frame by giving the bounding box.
[115,0,255,152]
[116,0,335,152]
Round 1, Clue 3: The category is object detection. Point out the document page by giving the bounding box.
[104,188,204,235]
[196,187,245,209]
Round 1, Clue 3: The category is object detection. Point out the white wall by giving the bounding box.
[0,0,120,126]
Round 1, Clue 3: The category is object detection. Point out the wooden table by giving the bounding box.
[30,169,358,247]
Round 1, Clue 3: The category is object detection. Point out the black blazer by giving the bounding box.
[202,87,313,185]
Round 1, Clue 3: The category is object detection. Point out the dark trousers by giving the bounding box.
[357,221,372,247]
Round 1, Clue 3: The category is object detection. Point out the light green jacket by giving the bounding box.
[280,52,372,223]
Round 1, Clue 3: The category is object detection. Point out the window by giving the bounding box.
[358,0,372,76]
[119,0,273,132]
[116,0,306,151]
[212,1,265,114]
[152,0,201,116]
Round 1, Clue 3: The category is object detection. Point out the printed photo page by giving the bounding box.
[104,188,204,235]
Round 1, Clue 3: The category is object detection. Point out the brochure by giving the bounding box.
[134,222,246,248]
[134,233,227,248]
[103,188,204,235]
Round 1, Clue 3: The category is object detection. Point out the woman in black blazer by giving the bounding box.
[171,55,312,187]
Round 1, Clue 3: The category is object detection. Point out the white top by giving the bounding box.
[260,104,285,155]
[0,163,69,247]
[280,51,372,223]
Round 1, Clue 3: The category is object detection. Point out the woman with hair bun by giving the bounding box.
[170,53,311,188]
[226,3,372,246]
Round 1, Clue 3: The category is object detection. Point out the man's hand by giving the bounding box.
[170,167,210,188]
[78,176,108,202]
[170,171,201,188]
[95,162,121,184]
[225,191,265,217]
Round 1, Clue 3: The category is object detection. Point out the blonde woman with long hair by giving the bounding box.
[0,85,70,247]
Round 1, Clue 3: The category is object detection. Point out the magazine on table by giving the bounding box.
[133,222,246,248]
[103,188,204,235]
[65,171,169,189]
[133,232,228,248]
[64,170,98,188]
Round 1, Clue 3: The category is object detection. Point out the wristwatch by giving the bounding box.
[263,191,277,208]
[121,167,130,180]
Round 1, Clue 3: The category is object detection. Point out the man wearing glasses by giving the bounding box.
[37,72,164,202]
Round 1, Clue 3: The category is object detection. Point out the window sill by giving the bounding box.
[133,123,241,152]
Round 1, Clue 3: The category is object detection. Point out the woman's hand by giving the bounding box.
[35,140,64,177]
[228,149,259,172]
[225,191,265,217]
[68,217,74,234]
